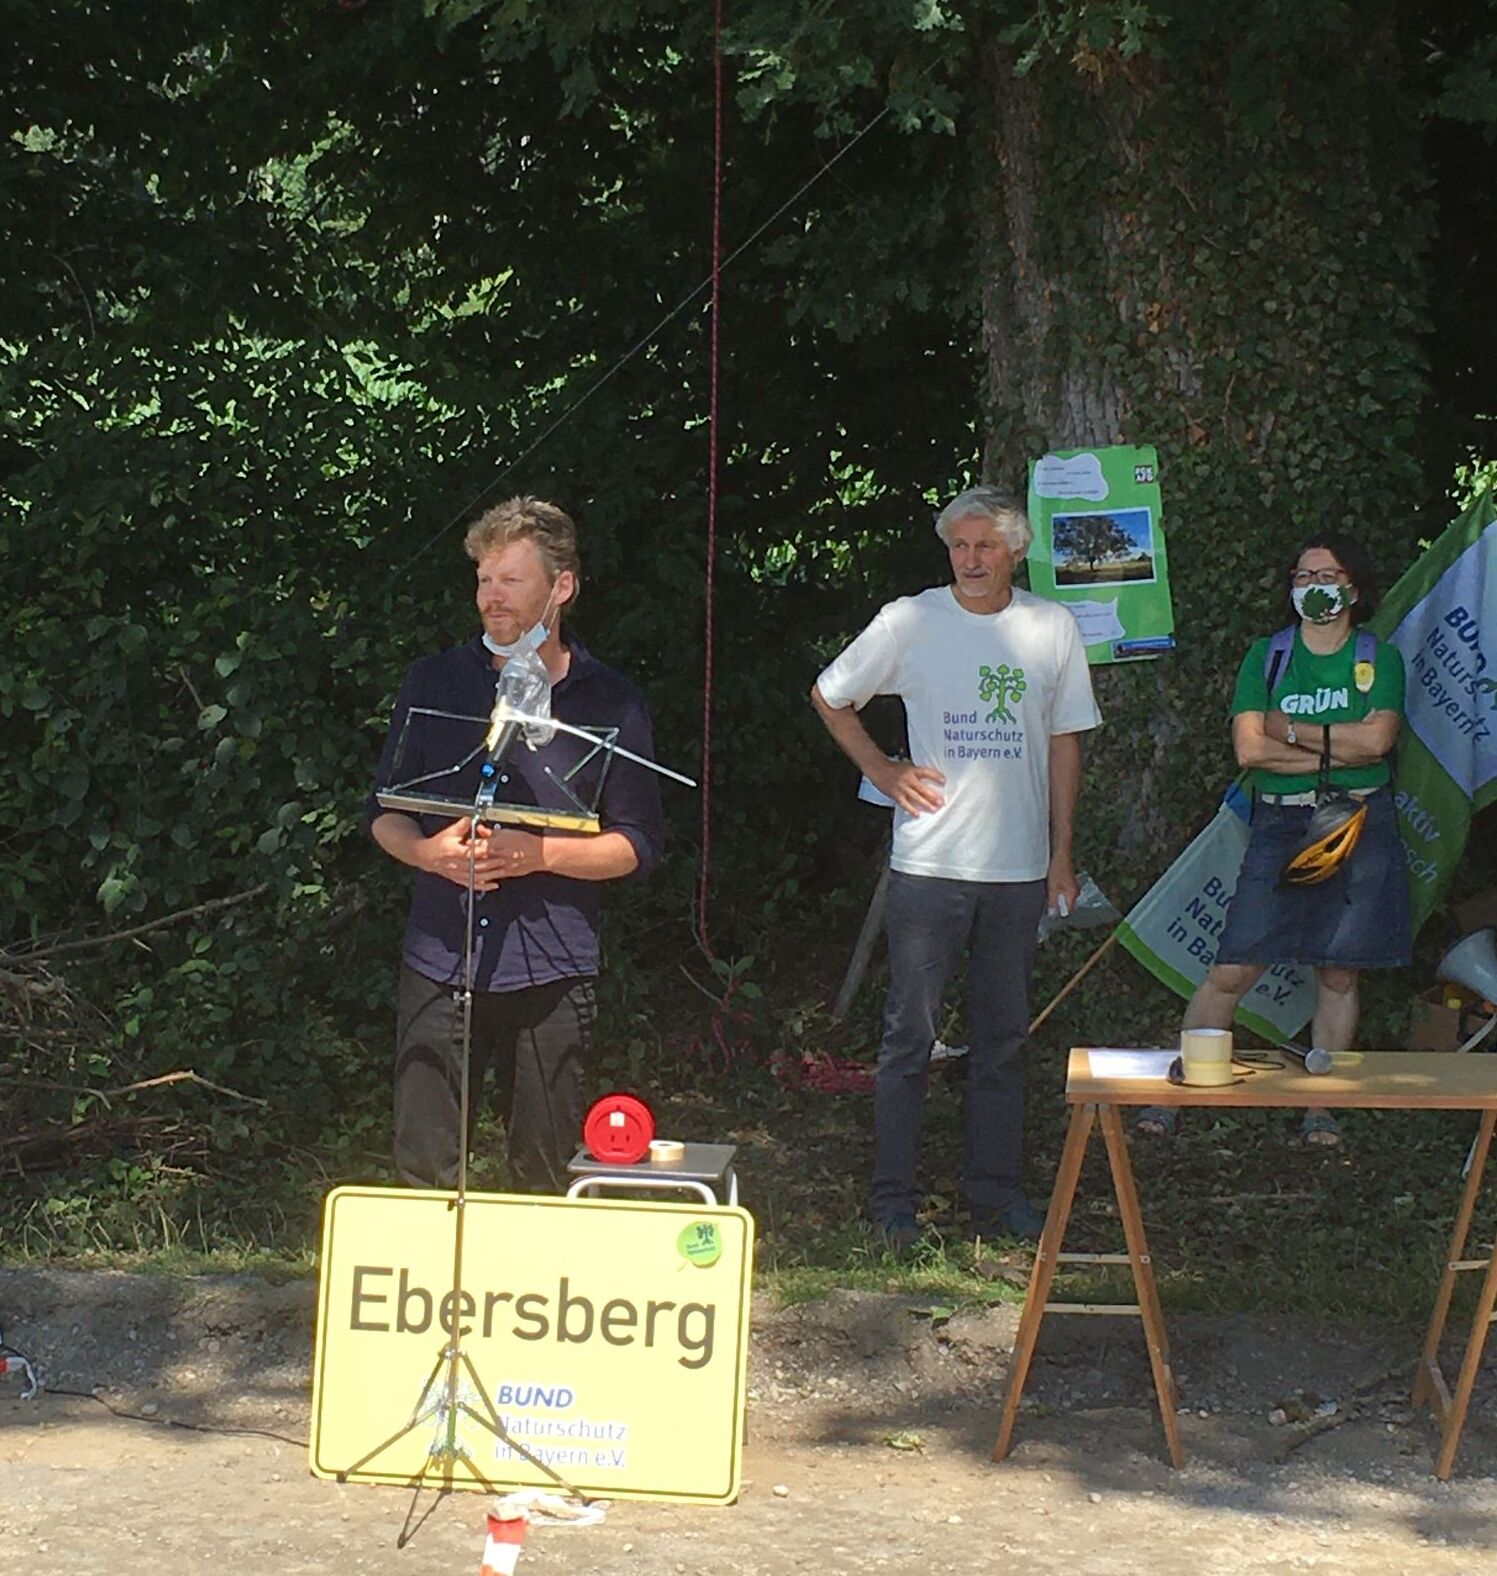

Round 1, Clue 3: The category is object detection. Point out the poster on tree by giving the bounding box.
[1026,445,1176,665]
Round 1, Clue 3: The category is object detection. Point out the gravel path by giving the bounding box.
[2,1270,1495,1573]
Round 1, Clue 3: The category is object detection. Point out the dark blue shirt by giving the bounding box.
[367,634,665,992]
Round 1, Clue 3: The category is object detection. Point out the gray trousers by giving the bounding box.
[870,870,1047,1222]
[393,964,596,1193]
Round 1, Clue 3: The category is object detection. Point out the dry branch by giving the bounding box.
[1271,1365,1407,1462]
[4,883,270,963]
[0,1113,173,1172]
[3,1069,269,1109]
[105,1069,269,1106]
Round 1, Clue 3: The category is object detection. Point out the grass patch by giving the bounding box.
[2,1039,1491,1335]
[760,1230,1029,1313]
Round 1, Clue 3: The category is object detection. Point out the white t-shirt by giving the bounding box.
[816,586,1102,881]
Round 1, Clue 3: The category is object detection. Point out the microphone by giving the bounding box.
[1279,1042,1334,1076]
[480,644,554,791]
[482,658,533,771]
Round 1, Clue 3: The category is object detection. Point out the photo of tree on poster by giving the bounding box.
[1027,446,1175,663]
[1052,507,1157,587]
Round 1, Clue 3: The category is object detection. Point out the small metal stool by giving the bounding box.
[565,1142,739,1206]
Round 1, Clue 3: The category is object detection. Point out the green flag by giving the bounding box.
[1380,489,1497,929]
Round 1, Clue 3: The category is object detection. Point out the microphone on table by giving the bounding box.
[1278,1041,1334,1076]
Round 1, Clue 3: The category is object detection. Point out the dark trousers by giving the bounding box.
[871,871,1047,1222]
[393,964,597,1193]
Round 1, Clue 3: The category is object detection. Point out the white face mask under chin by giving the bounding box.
[482,581,562,659]
[482,623,547,659]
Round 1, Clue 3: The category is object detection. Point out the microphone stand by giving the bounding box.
[337,769,586,1545]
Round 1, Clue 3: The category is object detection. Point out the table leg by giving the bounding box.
[1415,1111,1495,1411]
[992,1102,1096,1461]
[1435,1241,1497,1480]
[1421,1110,1497,1479]
[1099,1102,1184,1469]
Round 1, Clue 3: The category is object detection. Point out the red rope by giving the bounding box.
[696,0,724,959]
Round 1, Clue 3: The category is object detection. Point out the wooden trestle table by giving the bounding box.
[992,1048,1497,1478]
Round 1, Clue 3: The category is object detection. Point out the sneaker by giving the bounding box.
[875,1214,928,1256]
[970,1196,1046,1243]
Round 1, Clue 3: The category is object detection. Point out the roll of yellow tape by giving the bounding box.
[648,1138,686,1165]
[1180,1027,1234,1087]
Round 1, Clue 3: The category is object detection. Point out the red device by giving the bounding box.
[583,1093,655,1164]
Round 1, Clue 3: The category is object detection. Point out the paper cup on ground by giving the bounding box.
[1180,1028,1234,1087]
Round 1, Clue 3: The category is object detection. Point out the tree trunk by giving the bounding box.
[971,16,1426,895]
[977,46,1127,471]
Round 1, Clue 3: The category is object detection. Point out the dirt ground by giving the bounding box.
[3,1268,1497,1575]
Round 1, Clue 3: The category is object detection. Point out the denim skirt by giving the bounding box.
[1215,787,1411,970]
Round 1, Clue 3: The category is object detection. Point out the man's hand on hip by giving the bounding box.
[873,761,947,816]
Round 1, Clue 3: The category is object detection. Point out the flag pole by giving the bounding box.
[1028,931,1119,1036]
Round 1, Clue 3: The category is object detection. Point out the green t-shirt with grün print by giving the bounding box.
[1230,628,1404,795]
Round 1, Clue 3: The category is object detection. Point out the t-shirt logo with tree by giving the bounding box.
[979,663,1027,723]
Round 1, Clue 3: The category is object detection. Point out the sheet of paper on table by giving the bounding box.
[1084,1048,1177,1079]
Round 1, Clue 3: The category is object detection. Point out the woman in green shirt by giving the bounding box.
[1138,534,1411,1145]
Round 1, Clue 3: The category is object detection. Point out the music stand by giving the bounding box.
[346,694,694,1542]
[337,790,589,1541]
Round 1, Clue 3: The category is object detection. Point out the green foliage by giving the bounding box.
[1,3,1493,1290]
[1455,441,1497,505]
[1424,0,1497,134]
[1,0,977,1221]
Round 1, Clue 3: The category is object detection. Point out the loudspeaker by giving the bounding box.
[1437,928,1497,1006]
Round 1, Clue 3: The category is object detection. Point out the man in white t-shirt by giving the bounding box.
[811,486,1101,1250]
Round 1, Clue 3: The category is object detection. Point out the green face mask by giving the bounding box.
[1292,583,1352,623]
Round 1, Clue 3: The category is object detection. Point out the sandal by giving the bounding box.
[1300,1110,1343,1148]
[1134,1105,1178,1139]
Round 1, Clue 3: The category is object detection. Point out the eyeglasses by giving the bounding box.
[1290,568,1350,587]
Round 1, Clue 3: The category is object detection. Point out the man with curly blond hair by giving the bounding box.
[368,497,664,1192]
